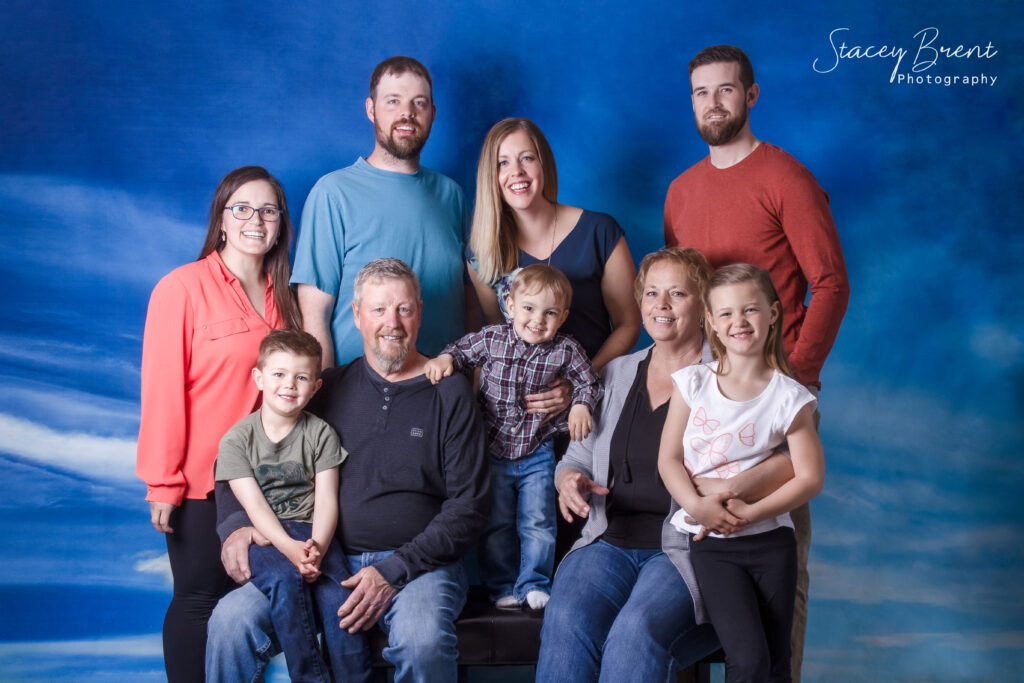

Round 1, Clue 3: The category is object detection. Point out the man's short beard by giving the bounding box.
[696,106,748,146]
[376,123,427,161]
[373,344,409,375]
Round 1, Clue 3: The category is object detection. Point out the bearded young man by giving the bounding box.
[292,56,473,369]
[663,44,849,682]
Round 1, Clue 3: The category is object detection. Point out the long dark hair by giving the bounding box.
[198,166,301,330]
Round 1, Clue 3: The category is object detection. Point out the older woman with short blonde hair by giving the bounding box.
[536,247,793,682]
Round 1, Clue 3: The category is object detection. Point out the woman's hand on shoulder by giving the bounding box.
[556,468,609,522]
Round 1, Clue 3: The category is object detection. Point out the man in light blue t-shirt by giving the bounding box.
[292,56,472,367]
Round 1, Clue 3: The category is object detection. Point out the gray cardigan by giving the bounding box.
[555,345,709,624]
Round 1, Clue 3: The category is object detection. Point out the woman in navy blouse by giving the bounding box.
[467,117,641,380]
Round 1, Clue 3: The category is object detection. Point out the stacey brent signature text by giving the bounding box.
[812,27,997,82]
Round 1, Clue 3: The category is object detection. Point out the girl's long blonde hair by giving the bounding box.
[469,118,558,285]
[704,264,792,377]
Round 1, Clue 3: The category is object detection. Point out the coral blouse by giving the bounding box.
[137,251,281,505]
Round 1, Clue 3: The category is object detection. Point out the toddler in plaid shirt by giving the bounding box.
[425,264,602,609]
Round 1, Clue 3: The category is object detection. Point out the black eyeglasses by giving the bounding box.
[224,205,283,222]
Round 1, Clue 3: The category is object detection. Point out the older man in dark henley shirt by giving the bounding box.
[206,258,489,683]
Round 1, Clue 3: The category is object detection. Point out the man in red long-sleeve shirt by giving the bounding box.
[664,44,849,682]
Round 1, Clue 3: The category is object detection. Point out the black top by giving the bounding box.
[217,357,490,588]
[602,350,673,549]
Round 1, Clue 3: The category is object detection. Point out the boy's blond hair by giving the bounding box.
[509,264,573,309]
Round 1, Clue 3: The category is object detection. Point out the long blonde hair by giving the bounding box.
[469,118,558,285]
[704,264,792,377]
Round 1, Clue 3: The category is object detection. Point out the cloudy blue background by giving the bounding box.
[1,0,1022,680]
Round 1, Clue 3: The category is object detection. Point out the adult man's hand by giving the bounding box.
[338,566,397,634]
[220,526,270,584]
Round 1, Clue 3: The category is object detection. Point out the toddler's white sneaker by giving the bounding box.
[525,590,550,610]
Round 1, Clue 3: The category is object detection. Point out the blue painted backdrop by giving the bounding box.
[1,1,1021,680]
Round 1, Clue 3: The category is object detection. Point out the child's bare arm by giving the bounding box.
[725,404,824,525]
[424,354,455,384]
[310,467,339,563]
[567,404,592,441]
[695,451,794,502]
[227,477,312,574]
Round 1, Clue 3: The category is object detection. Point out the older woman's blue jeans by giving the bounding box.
[536,540,719,683]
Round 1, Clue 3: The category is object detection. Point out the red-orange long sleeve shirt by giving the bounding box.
[137,251,281,505]
[664,143,849,387]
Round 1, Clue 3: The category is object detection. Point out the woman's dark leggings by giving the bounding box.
[689,526,797,683]
[163,496,234,682]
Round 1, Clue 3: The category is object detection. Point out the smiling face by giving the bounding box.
[690,61,757,146]
[353,276,422,376]
[506,285,569,345]
[366,71,435,161]
[496,129,546,212]
[640,259,704,345]
[220,179,280,261]
[253,350,322,420]
[705,280,779,359]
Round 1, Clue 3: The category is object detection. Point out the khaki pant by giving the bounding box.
[790,388,821,683]
[790,501,811,683]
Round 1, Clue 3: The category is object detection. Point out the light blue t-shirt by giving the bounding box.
[291,157,469,363]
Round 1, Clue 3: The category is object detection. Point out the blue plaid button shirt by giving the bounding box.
[442,322,603,460]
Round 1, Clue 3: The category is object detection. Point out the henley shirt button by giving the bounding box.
[384,396,390,402]
[382,405,388,411]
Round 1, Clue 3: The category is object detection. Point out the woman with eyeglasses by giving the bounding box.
[137,166,301,682]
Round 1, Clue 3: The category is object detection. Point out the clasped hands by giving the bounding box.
[686,478,753,540]
[221,526,397,634]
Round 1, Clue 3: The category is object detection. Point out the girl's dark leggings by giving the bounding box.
[690,526,797,683]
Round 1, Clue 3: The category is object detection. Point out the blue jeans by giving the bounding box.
[247,521,371,683]
[479,441,556,602]
[536,540,720,683]
[207,550,468,683]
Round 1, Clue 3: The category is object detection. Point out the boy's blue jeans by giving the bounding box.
[248,521,372,683]
[207,552,467,683]
[479,440,556,602]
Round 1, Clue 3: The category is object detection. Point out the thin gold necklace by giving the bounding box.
[546,203,558,265]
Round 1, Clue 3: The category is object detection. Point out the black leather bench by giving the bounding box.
[368,584,724,682]
[368,585,542,680]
